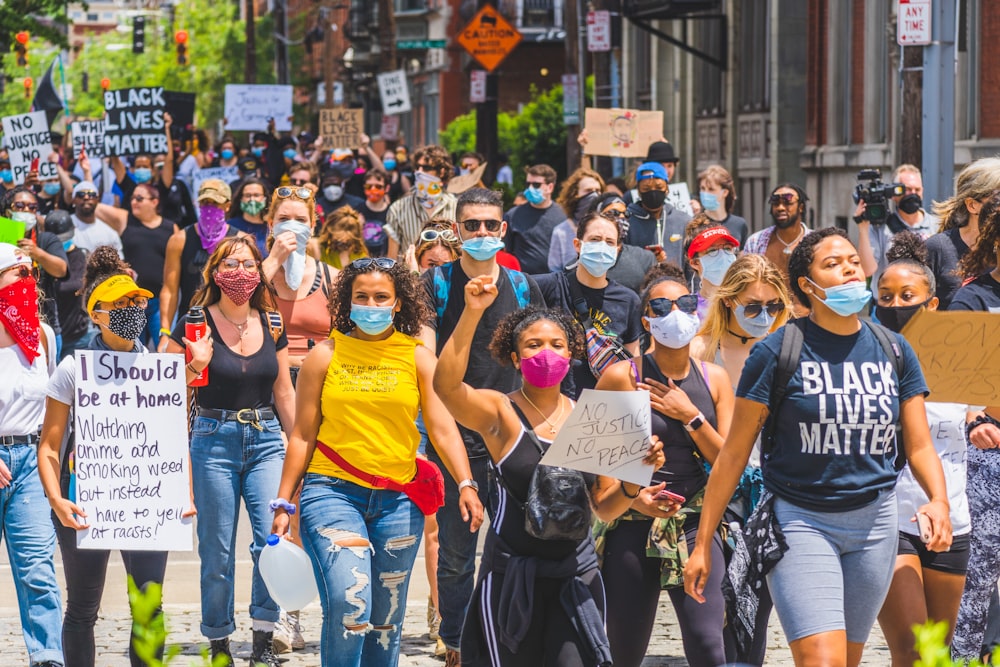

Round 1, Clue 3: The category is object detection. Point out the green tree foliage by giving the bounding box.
[0,0,73,51]
[911,620,999,667]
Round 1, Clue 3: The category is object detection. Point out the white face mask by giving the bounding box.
[646,310,700,349]
[323,184,344,202]
[10,211,37,232]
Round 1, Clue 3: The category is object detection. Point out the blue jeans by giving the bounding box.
[143,297,162,349]
[300,473,424,667]
[59,326,98,362]
[1,444,64,665]
[190,415,285,638]
[425,448,491,651]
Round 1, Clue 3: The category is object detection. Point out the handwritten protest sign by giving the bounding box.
[71,120,105,159]
[0,216,25,244]
[74,351,193,551]
[582,108,664,158]
[103,87,168,156]
[191,165,239,201]
[2,110,57,183]
[539,389,655,486]
[903,310,1000,406]
[667,182,694,216]
[319,108,363,150]
[224,85,293,131]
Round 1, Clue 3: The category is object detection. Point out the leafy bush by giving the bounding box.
[912,620,999,667]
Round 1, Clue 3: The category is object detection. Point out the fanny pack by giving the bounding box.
[567,272,631,379]
[314,440,445,515]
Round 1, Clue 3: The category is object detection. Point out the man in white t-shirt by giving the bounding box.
[70,181,122,256]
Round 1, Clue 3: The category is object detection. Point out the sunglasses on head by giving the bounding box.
[648,295,699,316]
[735,299,785,319]
[459,219,503,233]
[420,228,458,243]
[351,257,396,271]
[769,193,799,207]
[275,186,313,201]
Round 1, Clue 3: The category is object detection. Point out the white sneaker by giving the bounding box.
[288,609,305,651]
[272,611,294,655]
[428,597,441,640]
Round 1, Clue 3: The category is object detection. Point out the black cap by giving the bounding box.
[646,141,679,164]
[238,156,258,174]
[45,209,74,239]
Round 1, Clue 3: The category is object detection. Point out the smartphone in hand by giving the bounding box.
[655,489,686,504]
[645,245,664,254]
[30,157,39,172]
[916,512,932,544]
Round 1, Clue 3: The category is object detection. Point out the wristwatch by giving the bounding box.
[683,411,706,433]
[458,479,480,493]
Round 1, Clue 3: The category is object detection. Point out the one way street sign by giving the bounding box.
[377,70,412,116]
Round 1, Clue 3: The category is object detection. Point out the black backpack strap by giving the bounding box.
[763,318,806,457]
[862,320,908,470]
[564,271,592,324]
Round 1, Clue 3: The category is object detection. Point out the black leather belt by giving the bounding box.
[0,434,39,446]
[196,407,276,429]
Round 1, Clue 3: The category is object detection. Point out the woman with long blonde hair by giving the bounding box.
[310,205,369,269]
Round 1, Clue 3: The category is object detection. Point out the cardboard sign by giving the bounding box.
[102,87,168,156]
[902,309,1000,406]
[377,70,412,115]
[666,182,694,216]
[380,114,399,141]
[71,120,105,160]
[191,166,239,202]
[319,108,364,150]
[457,4,523,72]
[0,216,26,245]
[582,108,664,158]
[2,110,57,183]
[73,351,193,551]
[539,389,656,486]
[224,84,293,132]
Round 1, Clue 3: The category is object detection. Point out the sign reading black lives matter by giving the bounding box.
[74,351,193,550]
[2,110,57,184]
[102,87,169,156]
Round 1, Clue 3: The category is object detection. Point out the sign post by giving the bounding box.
[377,70,412,116]
[470,70,487,104]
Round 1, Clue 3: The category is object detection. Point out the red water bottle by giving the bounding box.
[185,306,208,387]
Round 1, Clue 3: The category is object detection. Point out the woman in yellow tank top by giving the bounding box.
[271,256,483,667]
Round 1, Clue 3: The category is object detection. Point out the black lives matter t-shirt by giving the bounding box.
[737,319,927,511]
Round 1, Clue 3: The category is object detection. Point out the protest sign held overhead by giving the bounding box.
[103,87,169,156]
[319,108,364,150]
[582,108,664,158]
[377,70,412,115]
[71,120,105,159]
[2,110,57,183]
[74,351,193,551]
[224,84,293,131]
[539,389,656,486]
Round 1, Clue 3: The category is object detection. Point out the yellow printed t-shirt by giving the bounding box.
[309,329,421,487]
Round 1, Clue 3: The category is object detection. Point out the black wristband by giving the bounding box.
[853,215,866,224]
[966,414,1000,441]
[620,483,640,499]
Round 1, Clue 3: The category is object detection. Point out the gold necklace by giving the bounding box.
[519,388,564,435]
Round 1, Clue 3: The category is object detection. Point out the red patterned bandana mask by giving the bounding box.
[0,275,40,362]
[213,268,261,306]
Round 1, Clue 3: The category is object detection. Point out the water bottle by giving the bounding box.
[259,534,319,611]
[185,306,208,387]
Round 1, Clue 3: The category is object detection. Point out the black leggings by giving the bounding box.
[602,518,727,667]
[55,518,169,667]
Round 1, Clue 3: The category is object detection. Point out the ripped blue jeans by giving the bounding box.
[299,472,424,667]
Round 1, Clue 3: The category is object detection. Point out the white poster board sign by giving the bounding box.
[666,182,694,216]
[224,84,293,131]
[2,110,57,184]
[74,351,193,551]
[377,70,412,115]
[539,389,655,486]
[191,165,239,200]
[71,120,106,160]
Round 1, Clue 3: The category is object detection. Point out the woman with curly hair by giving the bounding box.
[310,205,369,269]
[271,257,483,667]
[164,236,295,667]
[434,281,664,665]
[548,167,605,271]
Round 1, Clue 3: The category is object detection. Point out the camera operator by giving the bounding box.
[855,164,939,281]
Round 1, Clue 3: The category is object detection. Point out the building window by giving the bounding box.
[864,0,890,144]
[738,0,769,112]
[956,0,979,139]
[522,0,555,28]
[694,14,725,117]
[395,0,425,12]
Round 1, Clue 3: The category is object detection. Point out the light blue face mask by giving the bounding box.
[133,167,152,184]
[283,148,297,160]
[807,278,871,316]
[62,239,74,252]
[578,241,618,277]
[0,169,14,183]
[461,235,505,261]
[524,185,545,205]
[252,147,265,158]
[734,303,775,339]
[700,191,721,212]
[350,302,396,335]
[698,248,736,286]
[43,182,62,196]
[220,149,235,161]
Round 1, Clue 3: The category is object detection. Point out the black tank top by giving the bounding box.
[491,403,591,561]
[641,355,718,500]
[121,214,174,295]
[179,225,238,316]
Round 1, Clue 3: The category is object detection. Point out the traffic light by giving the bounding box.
[14,31,29,67]
[100,77,111,92]
[175,30,188,65]
[133,16,145,54]
[23,77,32,98]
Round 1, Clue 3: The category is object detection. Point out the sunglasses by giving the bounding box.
[735,299,786,319]
[648,295,699,316]
[275,186,313,201]
[131,195,155,203]
[11,201,38,212]
[289,178,310,186]
[364,184,386,191]
[219,258,259,271]
[769,193,799,207]
[526,182,545,189]
[1,265,31,280]
[420,228,458,243]
[459,219,503,233]
[75,191,99,200]
[351,257,396,271]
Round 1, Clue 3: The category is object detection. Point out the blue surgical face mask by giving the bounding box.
[42,182,61,196]
[252,146,265,158]
[0,169,14,183]
[62,239,74,252]
[283,148,297,160]
[807,278,871,316]
[133,167,152,184]
[461,235,505,261]
[383,158,397,171]
[698,248,736,286]
[220,149,235,161]
[350,302,396,336]
[700,191,721,212]
[578,241,618,277]
[524,185,545,205]
[734,303,774,339]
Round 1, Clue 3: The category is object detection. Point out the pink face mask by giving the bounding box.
[519,348,570,388]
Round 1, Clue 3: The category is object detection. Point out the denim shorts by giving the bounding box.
[767,490,898,644]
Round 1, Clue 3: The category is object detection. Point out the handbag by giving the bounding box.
[314,440,445,515]
[566,273,631,379]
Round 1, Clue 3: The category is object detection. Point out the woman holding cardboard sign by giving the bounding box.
[433,277,665,667]
[38,245,195,667]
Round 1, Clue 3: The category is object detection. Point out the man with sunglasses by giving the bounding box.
[69,181,123,256]
[503,163,563,275]
[744,183,812,314]
[419,187,543,665]
[385,145,457,259]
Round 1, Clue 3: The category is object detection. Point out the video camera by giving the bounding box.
[853,169,904,225]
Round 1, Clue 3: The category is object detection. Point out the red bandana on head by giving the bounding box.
[0,275,40,363]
